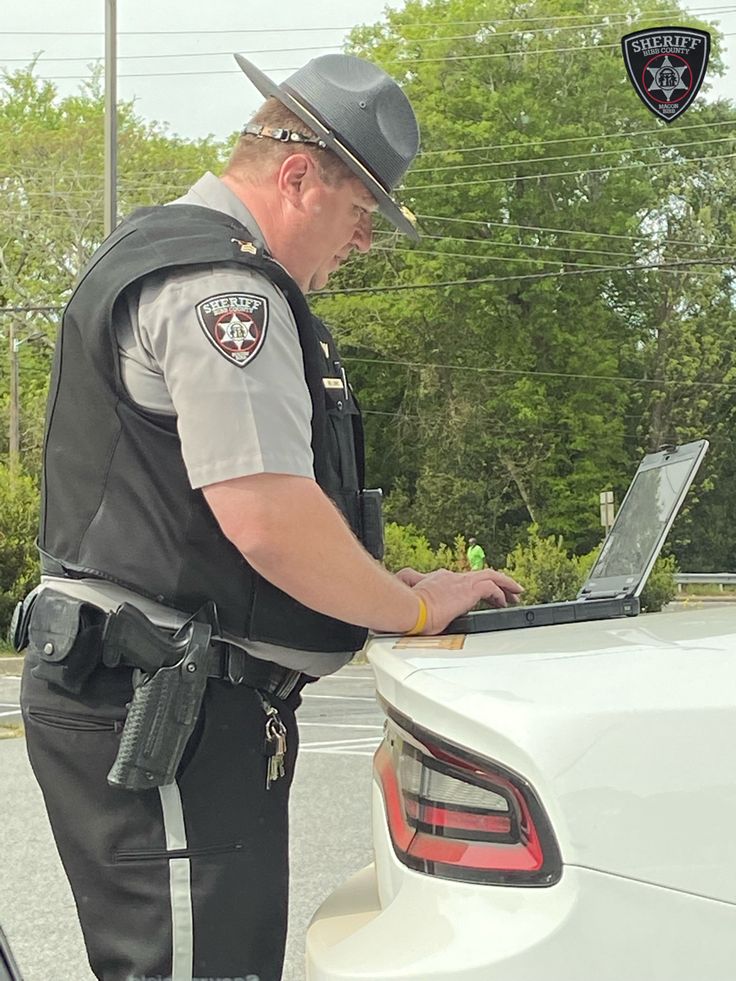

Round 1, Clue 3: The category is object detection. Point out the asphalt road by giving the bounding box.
[0,663,382,981]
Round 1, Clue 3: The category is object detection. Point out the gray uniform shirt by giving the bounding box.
[48,173,354,676]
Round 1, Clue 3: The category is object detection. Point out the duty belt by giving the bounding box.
[15,588,307,701]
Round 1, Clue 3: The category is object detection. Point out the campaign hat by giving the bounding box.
[234,52,420,239]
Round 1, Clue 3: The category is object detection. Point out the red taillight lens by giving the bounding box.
[374,708,561,886]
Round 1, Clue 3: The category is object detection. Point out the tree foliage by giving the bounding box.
[1,0,735,618]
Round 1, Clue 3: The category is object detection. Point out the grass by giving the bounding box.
[0,639,17,657]
[0,723,24,739]
[678,584,736,596]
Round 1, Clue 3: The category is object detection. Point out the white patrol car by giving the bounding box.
[306,605,736,981]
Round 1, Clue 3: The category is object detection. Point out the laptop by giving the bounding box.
[446,438,709,634]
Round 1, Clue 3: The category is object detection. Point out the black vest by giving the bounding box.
[39,204,369,652]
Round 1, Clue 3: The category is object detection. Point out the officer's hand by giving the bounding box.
[410,568,524,635]
[394,567,427,587]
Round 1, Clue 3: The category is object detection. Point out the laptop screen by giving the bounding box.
[588,457,695,581]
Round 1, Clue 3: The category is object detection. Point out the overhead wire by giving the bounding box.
[7,146,735,200]
[314,257,734,296]
[405,151,736,190]
[4,127,736,184]
[417,120,736,157]
[368,245,716,269]
[341,356,736,389]
[371,231,721,259]
[7,8,736,62]
[6,130,731,183]
[25,30,736,80]
[409,136,736,174]
[3,5,735,34]
[414,215,732,248]
[3,305,736,394]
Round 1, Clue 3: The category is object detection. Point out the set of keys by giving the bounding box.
[261,695,288,790]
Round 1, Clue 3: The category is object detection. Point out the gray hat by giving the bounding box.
[234,52,420,240]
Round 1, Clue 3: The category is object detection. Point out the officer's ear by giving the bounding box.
[277,153,316,210]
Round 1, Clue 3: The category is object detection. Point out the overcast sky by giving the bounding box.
[1,1,735,142]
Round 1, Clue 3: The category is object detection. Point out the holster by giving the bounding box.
[107,613,213,791]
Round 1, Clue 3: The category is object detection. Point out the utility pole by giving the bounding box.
[8,321,20,472]
[104,0,118,237]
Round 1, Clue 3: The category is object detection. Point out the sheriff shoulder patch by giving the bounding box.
[195,292,269,367]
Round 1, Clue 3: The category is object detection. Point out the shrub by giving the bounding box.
[0,464,40,635]
[383,523,466,574]
[640,554,678,612]
[503,525,582,604]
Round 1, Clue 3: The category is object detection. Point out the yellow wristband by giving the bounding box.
[405,596,428,636]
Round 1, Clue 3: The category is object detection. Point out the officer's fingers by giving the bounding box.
[395,567,426,587]
[468,569,524,595]
[473,578,509,608]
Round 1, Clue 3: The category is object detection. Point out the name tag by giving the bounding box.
[322,377,344,390]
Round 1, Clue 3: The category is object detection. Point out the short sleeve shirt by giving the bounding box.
[115,172,314,489]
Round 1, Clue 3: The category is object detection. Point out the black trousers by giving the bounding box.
[21,652,300,981]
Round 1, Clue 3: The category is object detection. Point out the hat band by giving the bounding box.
[241,123,328,149]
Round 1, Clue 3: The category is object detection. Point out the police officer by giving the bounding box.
[19,53,522,981]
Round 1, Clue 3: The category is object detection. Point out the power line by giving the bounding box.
[406,151,736,191]
[8,147,736,202]
[370,245,719,269]
[2,119,734,172]
[30,32,736,81]
[415,214,729,248]
[343,356,736,389]
[409,136,736,175]
[3,257,732,317]
[373,231,725,259]
[3,6,733,35]
[5,126,736,183]
[9,9,736,61]
[315,257,734,296]
[417,120,736,158]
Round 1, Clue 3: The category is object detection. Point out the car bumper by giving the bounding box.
[306,818,736,980]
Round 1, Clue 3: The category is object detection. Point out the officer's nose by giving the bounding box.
[352,212,373,253]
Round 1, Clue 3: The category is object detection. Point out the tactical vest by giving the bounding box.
[39,204,369,652]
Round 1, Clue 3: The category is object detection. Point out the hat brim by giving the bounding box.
[234,53,418,241]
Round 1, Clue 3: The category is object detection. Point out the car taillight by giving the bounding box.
[374,707,562,886]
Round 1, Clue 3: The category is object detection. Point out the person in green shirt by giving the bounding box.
[467,536,486,571]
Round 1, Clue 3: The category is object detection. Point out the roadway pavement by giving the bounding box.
[0,662,382,981]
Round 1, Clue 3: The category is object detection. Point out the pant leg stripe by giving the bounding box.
[158,784,193,981]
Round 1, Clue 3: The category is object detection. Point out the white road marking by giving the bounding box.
[0,710,22,718]
[299,722,383,729]
[303,736,380,749]
[302,693,376,702]
[319,674,373,680]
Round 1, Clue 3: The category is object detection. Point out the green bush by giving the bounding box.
[503,525,581,603]
[503,524,677,613]
[0,464,40,635]
[383,523,466,574]
[640,554,678,612]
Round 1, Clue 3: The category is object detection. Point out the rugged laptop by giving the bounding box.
[446,438,709,634]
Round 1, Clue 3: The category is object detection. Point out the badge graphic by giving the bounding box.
[195,293,268,367]
[621,27,710,123]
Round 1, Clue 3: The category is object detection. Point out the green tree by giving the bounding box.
[314,0,736,568]
[0,464,39,633]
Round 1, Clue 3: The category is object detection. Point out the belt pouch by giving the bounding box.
[28,590,103,694]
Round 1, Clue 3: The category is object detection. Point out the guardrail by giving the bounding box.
[675,573,736,591]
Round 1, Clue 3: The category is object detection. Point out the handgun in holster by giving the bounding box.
[105,603,215,792]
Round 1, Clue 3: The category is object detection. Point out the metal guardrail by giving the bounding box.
[675,573,736,591]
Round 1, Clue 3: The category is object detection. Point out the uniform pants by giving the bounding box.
[21,651,300,981]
